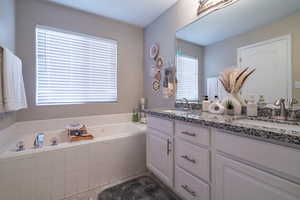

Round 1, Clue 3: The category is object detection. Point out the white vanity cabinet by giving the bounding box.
[215,130,300,200]
[215,154,300,200]
[146,115,300,200]
[146,116,174,187]
[174,121,211,200]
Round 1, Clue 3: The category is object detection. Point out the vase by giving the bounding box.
[222,93,242,115]
[225,109,235,116]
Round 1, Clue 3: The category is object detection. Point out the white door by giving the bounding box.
[147,129,173,187]
[216,154,300,200]
[238,35,292,103]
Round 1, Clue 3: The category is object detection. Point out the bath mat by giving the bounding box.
[98,176,182,200]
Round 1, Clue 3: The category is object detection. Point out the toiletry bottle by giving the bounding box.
[132,108,139,122]
[208,95,225,114]
[247,96,258,117]
[202,96,210,112]
[257,95,266,107]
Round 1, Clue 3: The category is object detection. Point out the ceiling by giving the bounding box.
[44,0,178,27]
[176,0,300,46]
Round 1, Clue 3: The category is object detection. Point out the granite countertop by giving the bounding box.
[145,109,300,150]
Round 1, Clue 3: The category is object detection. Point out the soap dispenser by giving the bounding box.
[202,96,210,112]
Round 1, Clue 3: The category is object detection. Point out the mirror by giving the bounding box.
[175,0,300,104]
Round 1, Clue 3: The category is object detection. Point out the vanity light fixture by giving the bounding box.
[197,0,239,16]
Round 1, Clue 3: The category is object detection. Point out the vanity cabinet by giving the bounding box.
[146,115,300,200]
[174,121,211,200]
[146,117,174,187]
[216,154,300,200]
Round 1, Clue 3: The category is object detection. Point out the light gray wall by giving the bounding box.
[204,12,300,99]
[0,0,17,130]
[144,0,199,109]
[15,0,144,121]
[0,0,15,52]
[177,39,204,98]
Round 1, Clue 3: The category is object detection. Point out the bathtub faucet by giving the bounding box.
[34,132,45,148]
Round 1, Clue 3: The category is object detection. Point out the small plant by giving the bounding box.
[225,100,234,110]
[225,100,235,116]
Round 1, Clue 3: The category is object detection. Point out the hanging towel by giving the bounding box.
[2,47,27,112]
[0,48,5,113]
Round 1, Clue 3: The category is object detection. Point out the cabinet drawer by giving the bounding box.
[175,166,210,200]
[216,130,300,181]
[175,121,210,146]
[147,116,173,136]
[175,138,210,182]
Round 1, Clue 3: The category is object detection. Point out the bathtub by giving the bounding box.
[0,114,147,200]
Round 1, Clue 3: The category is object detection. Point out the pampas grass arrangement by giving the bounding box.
[219,67,255,115]
[219,67,256,94]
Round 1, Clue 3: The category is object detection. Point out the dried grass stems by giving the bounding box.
[219,67,256,94]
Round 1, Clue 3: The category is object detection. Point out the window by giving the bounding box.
[176,55,199,101]
[36,26,118,106]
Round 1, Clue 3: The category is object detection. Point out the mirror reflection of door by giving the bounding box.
[238,35,292,103]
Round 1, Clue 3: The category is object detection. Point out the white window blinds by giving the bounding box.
[176,55,199,101]
[36,26,118,106]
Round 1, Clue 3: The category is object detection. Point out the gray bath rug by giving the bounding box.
[98,176,181,200]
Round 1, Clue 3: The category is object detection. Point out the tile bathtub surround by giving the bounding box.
[145,109,300,149]
[98,176,181,200]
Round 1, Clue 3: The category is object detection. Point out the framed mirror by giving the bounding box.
[175,0,300,104]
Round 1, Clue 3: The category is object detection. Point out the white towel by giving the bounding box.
[0,48,5,113]
[3,48,27,112]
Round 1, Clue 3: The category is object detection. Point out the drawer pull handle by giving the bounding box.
[181,184,196,197]
[181,131,196,137]
[181,155,196,164]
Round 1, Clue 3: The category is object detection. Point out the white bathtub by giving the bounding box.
[0,114,147,200]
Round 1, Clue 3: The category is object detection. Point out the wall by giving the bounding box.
[15,0,144,121]
[177,39,204,97]
[204,12,300,99]
[144,0,199,109]
[0,0,16,130]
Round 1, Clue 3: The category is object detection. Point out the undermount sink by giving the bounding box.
[162,109,200,116]
[233,119,300,132]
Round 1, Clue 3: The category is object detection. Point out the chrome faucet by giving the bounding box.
[182,98,190,111]
[34,132,45,148]
[274,98,287,120]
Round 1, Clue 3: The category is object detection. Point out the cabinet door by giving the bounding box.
[147,128,173,187]
[216,154,300,200]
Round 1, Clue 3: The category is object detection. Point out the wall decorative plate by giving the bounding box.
[150,44,159,60]
[154,70,161,81]
[156,56,164,69]
[152,80,160,91]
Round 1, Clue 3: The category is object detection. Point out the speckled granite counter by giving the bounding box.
[145,109,300,150]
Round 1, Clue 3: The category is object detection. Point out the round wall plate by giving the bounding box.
[156,56,164,69]
[154,70,161,81]
[150,44,159,59]
[152,80,160,91]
